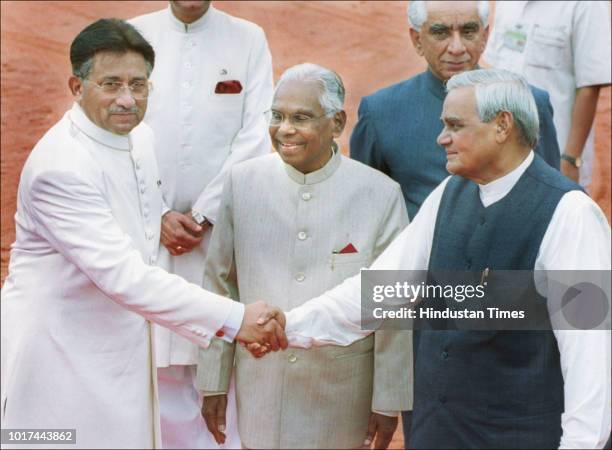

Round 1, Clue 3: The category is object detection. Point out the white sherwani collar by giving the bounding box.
[166,5,215,33]
[68,103,131,151]
[478,151,534,207]
[283,144,341,185]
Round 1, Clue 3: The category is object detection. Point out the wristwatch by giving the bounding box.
[191,210,211,227]
[561,153,583,168]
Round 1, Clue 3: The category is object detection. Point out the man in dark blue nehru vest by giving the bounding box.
[350,1,562,441]
[350,0,561,221]
[409,70,610,449]
[279,68,611,449]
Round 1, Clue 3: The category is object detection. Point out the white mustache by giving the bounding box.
[108,107,140,114]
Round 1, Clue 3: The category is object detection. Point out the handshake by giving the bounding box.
[234,300,288,357]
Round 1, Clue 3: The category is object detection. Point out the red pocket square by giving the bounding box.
[339,243,358,254]
[215,80,242,94]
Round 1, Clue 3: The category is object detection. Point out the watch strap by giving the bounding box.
[191,211,210,226]
[561,153,582,168]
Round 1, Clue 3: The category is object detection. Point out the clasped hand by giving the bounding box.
[235,300,288,354]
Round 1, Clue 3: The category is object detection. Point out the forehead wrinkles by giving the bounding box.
[273,81,323,113]
[90,52,148,79]
[443,88,478,117]
[428,13,480,29]
[425,3,480,28]
[272,96,319,114]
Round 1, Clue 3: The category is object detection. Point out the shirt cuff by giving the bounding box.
[220,301,244,343]
[372,409,400,418]
[202,391,227,397]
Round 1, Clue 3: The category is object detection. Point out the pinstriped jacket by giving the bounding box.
[197,150,413,448]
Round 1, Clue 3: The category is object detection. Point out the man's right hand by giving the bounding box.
[364,412,398,449]
[236,301,287,351]
[160,210,203,255]
[201,394,227,445]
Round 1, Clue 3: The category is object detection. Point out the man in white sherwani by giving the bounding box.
[0,19,285,450]
[197,64,413,449]
[129,3,273,447]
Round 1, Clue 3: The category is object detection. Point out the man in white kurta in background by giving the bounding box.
[270,69,611,449]
[484,1,611,187]
[0,19,284,450]
[130,2,273,448]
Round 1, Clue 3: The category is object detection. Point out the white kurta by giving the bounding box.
[130,6,273,367]
[0,104,235,449]
[483,1,612,187]
[286,152,612,449]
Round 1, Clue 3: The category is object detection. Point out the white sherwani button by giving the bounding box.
[301,192,312,201]
[297,231,307,241]
[288,354,297,363]
[295,273,305,282]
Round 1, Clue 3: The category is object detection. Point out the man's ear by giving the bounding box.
[409,28,424,56]
[494,111,513,144]
[68,76,83,100]
[332,110,347,138]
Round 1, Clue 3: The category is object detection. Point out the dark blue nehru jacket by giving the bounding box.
[410,155,581,449]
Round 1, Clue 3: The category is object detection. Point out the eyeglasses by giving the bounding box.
[82,79,153,100]
[265,109,331,130]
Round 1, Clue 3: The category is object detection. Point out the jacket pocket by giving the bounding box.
[333,347,374,361]
[332,335,375,360]
[331,252,367,265]
[526,25,568,69]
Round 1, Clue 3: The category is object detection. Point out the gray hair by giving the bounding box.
[446,69,539,148]
[275,63,345,114]
[74,57,153,79]
[407,1,489,32]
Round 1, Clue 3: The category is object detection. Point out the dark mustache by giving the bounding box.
[108,106,140,114]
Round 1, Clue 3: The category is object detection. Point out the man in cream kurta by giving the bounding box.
[130,4,273,447]
[198,64,413,449]
[0,19,282,450]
